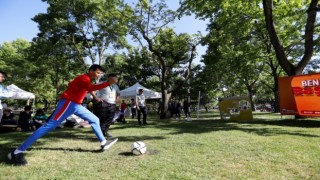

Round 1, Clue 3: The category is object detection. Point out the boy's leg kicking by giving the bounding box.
[8,99,110,166]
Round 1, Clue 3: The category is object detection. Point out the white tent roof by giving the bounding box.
[120,83,161,99]
[7,84,35,99]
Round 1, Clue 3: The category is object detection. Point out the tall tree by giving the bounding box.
[180,0,319,112]
[0,39,34,90]
[33,0,132,66]
[129,0,199,118]
[263,0,319,75]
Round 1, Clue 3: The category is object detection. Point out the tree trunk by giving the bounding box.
[272,70,280,113]
[247,87,255,111]
[160,89,171,119]
[273,90,280,113]
[159,66,171,119]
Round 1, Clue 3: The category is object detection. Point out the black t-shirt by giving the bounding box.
[18,111,32,124]
[1,113,15,122]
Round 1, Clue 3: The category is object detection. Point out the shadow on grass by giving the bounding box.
[0,127,167,165]
[0,147,103,165]
[118,149,161,157]
[153,119,320,138]
[247,119,320,128]
[29,147,103,153]
[118,152,134,156]
[116,135,166,142]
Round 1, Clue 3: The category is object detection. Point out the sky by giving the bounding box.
[0,0,208,64]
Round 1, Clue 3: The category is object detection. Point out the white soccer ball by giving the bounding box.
[131,141,147,155]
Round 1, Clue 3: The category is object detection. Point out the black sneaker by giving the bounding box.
[8,151,28,166]
[105,132,112,138]
[101,138,118,151]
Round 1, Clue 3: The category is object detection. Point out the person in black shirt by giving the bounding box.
[1,109,18,125]
[18,106,34,131]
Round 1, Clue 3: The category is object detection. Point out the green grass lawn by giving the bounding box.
[1,111,320,179]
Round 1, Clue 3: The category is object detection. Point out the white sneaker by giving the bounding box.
[187,117,192,121]
[101,138,118,151]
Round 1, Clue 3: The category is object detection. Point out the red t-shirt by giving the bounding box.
[60,74,110,104]
[121,102,127,110]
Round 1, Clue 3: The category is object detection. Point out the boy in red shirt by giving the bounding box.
[120,100,127,121]
[8,64,117,166]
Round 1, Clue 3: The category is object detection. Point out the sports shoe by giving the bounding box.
[8,151,28,166]
[101,138,118,151]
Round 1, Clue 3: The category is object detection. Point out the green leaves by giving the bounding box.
[35,0,132,65]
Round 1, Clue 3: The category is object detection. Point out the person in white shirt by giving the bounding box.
[136,88,147,125]
[0,71,13,122]
[91,73,120,137]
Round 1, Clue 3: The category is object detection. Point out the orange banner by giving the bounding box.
[278,73,320,116]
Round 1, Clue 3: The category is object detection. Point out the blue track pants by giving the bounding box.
[18,99,106,151]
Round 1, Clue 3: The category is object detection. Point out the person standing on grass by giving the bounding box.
[183,98,191,121]
[0,71,12,122]
[175,100,182,120]
[120,100,127,121]
[136,88,147,125]
[130,98,136,119]
[91,73,120,138]
[8,64,117,166]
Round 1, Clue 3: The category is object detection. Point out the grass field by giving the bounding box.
[0,111,320,179]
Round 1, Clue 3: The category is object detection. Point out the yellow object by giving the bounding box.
[218,96,253,121]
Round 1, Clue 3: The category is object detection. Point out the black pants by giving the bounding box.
[175,109,181,118]
[137,106,147,125]
[93,102,116,134]
[131,108,136,118]
[20,122,34,131]
[184,108,190,117]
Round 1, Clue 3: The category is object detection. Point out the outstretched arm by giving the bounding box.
[90,91,102,102]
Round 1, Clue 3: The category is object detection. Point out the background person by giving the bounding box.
[175,100,182,120]
[91,73,120,138]
[168,99,175,118]
[0,71,13,122]
[18,105,35,132]
[1,108,18,125]
[120,100,127,122]
[183,98,191,121]
[136,88,147,125]
[33,109,48,129]
[112,107,126,123]
[130,98,136,119]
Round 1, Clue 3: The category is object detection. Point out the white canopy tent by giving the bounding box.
[120,83,161,99]
[7,84,35,107]
[7,84,35,100]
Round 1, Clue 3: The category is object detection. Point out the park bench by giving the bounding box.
[0,124,19,133]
